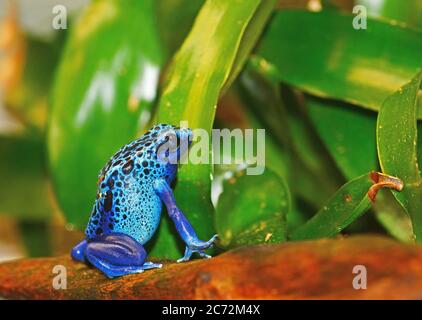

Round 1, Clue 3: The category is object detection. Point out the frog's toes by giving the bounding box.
[143,261,163,269]
[177,246,214,263]
[207,234,218,246]
[192,234,218,250]
[177,257,189,263]
[198,251,212,259]
[177,247,193,263]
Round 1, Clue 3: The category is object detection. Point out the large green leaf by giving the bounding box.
[153,0,275,258]
[254,10,422,115]
[215,168,289,248]
[377,71,422,242]
[48,0,164,229]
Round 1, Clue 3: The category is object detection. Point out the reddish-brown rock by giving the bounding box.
[1,235,422,299]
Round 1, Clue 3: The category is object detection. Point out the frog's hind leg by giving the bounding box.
[84,233,162,278]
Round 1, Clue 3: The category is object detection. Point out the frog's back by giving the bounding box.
[85,124,177,244]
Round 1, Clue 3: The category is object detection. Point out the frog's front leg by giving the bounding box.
[71,233,162,278]
[154,179,218,263]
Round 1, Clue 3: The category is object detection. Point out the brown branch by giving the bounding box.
[1,235,422,299]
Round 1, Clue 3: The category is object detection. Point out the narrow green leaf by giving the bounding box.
[48,0,164,229]
[223,0,277,91]
[377,71,422,242]
[254,10,422,115]
[215,168,289,248]
[290,173,371,240]
[290,172,403,240]
[153,0,270,258]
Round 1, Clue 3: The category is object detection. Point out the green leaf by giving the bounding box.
[306,95,413,241]
[306,96,378,178]
[377,71,422,242]
[153,0,273,258]
[372,189,414,242]
[357,0,422,30]
[290,172,402,240]
[0,135,51,220]
[48,0,164,229]
[215,168,289,248]
[254,10,422,115]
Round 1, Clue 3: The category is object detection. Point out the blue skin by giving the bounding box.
[71,124,217,278]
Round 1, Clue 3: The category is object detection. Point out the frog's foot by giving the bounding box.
[177,234,218,263]
[191,234,218,250]
[177,247,213,263]
[83,233,161,278]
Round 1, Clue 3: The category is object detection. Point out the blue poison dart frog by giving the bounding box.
[71,124,218,278]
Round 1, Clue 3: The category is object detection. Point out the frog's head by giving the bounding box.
[155,124,193,165]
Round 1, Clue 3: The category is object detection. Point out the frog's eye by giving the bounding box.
[176,134,181,148]
[168,133,179,148]
[156,131,180,163]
